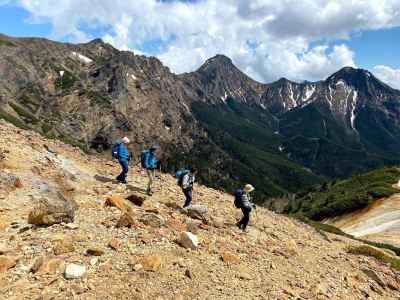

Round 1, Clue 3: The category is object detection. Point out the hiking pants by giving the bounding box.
[239,205,252,230]
[117,160,129,182]
[183,188,193,208]
[146,169,155,192]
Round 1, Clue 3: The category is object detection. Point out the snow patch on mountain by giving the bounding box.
[302,85,315,102]
[350,91,358,131]
[71,52,93,64]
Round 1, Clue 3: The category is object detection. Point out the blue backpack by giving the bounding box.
[234,189,244,208]
[111,143,121,159]
[140,150,149,168]
[175,169,189,187]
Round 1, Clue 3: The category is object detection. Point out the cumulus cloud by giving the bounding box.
[6,0,400,83]
[373,65,400,90]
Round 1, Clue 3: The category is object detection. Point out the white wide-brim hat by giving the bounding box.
[244,184,255,193]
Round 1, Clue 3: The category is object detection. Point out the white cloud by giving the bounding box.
[373,65,400,90]
[7,0,400,83]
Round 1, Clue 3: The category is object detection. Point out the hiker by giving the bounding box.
[177,167,197,208]
[113,137,130,184]
[235,184,255,231]
[141,145,159,195]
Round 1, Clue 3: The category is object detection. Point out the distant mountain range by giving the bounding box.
[1,34,400,201]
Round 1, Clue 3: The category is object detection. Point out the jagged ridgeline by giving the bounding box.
[1,34,400,202]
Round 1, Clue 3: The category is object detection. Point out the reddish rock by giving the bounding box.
[14,178,23,188]
[221,251,240,265]
[109,239,122,251]
[0,256,17,273]
[105,195,126,211]
[139,255,163,272]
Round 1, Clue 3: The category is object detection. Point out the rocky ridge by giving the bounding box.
[1,120,400,299]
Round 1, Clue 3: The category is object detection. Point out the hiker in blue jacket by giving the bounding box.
[115,137,130,184]
[141,145,159,195]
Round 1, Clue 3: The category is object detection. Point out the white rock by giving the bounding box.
[65,223,79,230]
[90,258,99,266]
[64,263,86,279]
[133,264,143,272]
[179,232,199,250]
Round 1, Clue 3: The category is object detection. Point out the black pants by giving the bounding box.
[116,160,129,183]
[238,205,252,230]
[183,188,193,208]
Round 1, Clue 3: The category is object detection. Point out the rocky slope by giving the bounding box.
[2,121,400,299]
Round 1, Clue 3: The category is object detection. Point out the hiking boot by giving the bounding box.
[117,178,127,184]
[236,222,243,230]
[146,189,153,196]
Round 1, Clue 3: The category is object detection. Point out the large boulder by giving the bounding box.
[28,195,77,226]
[183,205,208,221]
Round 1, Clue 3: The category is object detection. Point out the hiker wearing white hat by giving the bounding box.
[235,184,255,231]
[112,137,131,184]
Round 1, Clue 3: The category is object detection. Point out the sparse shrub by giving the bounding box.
[55,71,77,91]
[286,167,400,220]
[347,245,400,271]
[9,102,39,124]
[0,109,30,130]
[0,39,16,47]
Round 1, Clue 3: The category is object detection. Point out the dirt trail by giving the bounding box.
[1,120,400,299]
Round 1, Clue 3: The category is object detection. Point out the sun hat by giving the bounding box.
[122,137,130,144]
[243,184,255,193]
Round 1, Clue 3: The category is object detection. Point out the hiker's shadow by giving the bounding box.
[94,174,147,194]
[94,174,117,184]
[126,185,147,194]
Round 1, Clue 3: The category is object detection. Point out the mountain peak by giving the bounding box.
[87,38,105,45]
[207,54,233,64]
[198,54,235,72]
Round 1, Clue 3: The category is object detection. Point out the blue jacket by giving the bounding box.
[144,150,158,169]
[117,143,129,161]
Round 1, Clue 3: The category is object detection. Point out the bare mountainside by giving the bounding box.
[2,121,400,299]
[327,192,400,248]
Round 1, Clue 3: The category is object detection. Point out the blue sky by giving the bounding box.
[0,1,399,88]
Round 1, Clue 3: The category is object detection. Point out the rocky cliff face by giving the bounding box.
[0,34,199,157]
[2,120,400,299]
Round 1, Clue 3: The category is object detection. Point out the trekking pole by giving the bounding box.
[252,204,258,226]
